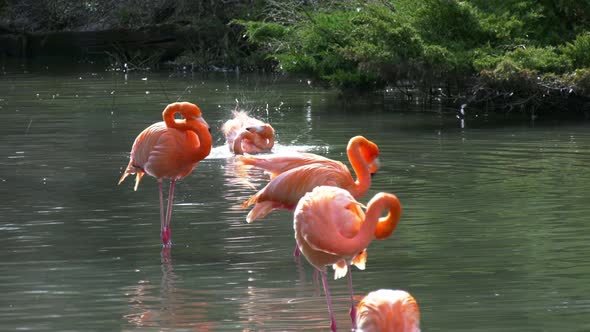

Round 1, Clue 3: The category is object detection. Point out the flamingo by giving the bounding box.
[356,289,420,332]
[236,138,380,179]
[221,110,274,154]
[294,186,402,331]
[241,136,379,223]
[117,102,212,246]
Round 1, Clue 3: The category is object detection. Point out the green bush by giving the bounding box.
[561,33,590,69]
[507,46,569,73]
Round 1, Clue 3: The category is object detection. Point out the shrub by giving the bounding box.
[561,33,590,69]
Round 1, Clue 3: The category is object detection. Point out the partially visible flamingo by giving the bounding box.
[241,136,379,223]
[118,102,212,246]
[221,110,274,154]
[356,289,420,332]
[294,186,402,331]
[236,137,380,179]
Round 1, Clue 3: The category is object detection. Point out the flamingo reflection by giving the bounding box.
[122,248,216,330]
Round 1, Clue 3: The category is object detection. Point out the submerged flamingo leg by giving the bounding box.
[293,244,300,257]
[320,269,337,332]
[162,179,176,246]
[346,261,357,329]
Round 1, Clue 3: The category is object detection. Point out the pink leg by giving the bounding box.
[346,261,357,329]
[313,269,320,296]
[320,269,337,332]
[159,181,167,244]
[293,244,300,257]
[162,179,176,246]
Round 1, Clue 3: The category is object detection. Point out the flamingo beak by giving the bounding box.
[193,116,210,130]
[368,157,380,175]
[246,125,263,133]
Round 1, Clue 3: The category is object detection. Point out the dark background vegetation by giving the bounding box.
[1,0,590,116]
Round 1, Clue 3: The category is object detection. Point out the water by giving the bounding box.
[1,66,589,331]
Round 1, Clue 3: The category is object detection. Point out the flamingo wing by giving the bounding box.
[238,152,335,178]
[298,187,365,256]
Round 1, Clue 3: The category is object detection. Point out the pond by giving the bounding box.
[1,64,589,331]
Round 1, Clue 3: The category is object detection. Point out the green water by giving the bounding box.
[1,66,589,331]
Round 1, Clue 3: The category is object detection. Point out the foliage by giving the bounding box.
[235,0,590,101]
[475,46,570,73]
[3,0,590,108]
[561,33,590,69]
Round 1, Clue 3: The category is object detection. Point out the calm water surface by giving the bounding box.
[1,66,589,331]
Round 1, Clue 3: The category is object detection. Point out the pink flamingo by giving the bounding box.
[118,102,212,246]
[221,110,274,154]
[356,289,421,332]
[294,186,402,331]
[241,136,379,223]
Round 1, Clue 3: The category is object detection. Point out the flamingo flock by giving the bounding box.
[118,101,420,331]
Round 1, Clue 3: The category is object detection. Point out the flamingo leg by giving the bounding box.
[293,244,301,257]
[162,179,176,246]
[313,269,320,295]
[320,269,337,332]
[346,261,357,329]
[158,180,166,244]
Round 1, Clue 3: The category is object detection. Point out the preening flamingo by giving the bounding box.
[356,289,420,332]
[241,136,379,223]
[294,186,402,331]
[236,139,380,179]
[118,102,212,246]
[221,110,274,154]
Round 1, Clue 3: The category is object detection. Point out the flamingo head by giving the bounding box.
[177,102,210,131]
[359,139,380,174]
[356,289,421,332]
[246,124,275,139]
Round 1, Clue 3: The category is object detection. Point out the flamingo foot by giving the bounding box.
[161,226,172,246]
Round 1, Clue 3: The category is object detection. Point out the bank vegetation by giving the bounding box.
[2,0,590,117]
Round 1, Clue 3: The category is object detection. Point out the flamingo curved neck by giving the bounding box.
[311,194,397,258]
[232,130,274,154]
[162,103,212,162]
[232,130,252,154]
[163,103,187,130]
[191,124,212,162]
[368,193,402,240]
[347,137,372,197]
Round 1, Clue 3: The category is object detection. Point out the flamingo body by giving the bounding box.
[118,102,212,246]
[356,289,420,332]
[242,136,379,223]
[129,123,203,181]
[294,186,402,271]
